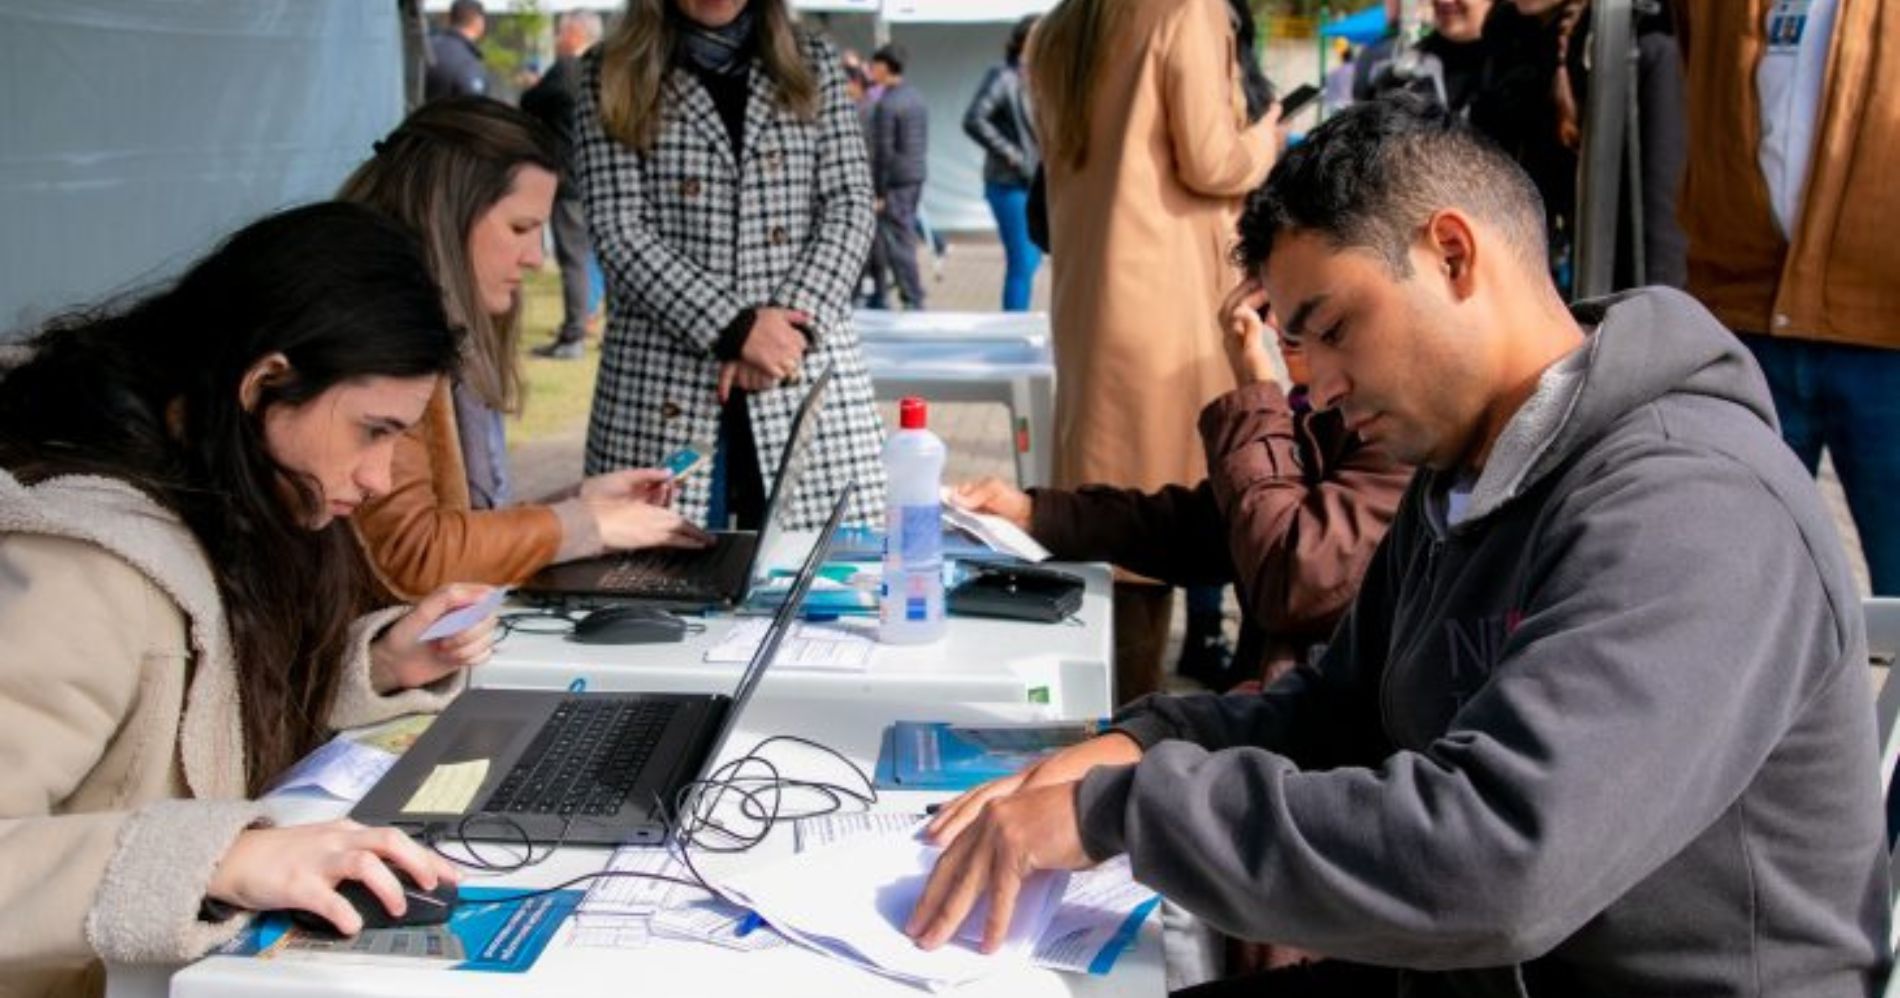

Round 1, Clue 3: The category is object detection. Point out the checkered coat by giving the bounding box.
[574,34,887,530]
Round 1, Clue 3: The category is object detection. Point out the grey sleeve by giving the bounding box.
[1079,444,1851,968]
[1106,486,1411,762]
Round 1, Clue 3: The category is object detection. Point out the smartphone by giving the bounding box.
[662,445,712,481]
[1278,83,1321,119]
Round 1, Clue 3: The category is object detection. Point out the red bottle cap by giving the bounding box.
[899,397,928,430]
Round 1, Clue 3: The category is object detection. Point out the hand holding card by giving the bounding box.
[419,586,510,642]
[370,584,505,693]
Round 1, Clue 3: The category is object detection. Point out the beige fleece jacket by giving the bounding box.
[0,470,462,997]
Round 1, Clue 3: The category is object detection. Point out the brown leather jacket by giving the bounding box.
[1027,382,1412,683]
[1678,0,1900,347]
[352,382,574,601]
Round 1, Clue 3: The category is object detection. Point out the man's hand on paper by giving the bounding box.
[370,583,501,692]
[948,477,1032,531]
[904,780,1091,954]
[921,732,1142,847]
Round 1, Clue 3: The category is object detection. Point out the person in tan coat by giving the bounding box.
[341,99,711,602]
[0,205,497,996]
[1676,0,1900,595]
[1028,0,1281,697]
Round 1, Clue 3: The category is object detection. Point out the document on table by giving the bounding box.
[940,488,1051,562]
[578,847,701,917]
[263,714,436,803]
[793,811,928,852]
[705,618,875,672]
[1030,857,1161,975]
[716,819,1069,989]
[651,897,788,952]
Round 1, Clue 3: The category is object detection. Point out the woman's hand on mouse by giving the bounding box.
[371,583,500,693]
[587,495,715,552]
[206,819,460,936]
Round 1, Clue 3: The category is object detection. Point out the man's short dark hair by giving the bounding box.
[448,0,485,28]
[873,43,907,75]
[1234,94,1548,279]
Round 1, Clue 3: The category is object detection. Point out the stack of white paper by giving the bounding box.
[715,820,1070,989]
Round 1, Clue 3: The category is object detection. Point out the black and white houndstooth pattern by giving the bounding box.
[574,32,887,530]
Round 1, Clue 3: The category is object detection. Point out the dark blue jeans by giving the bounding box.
[985,181,1042,312]
[1742,333,1900,595]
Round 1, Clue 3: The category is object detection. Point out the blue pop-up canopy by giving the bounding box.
[1321,5,1390,45]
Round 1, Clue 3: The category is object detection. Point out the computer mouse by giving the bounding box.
[569,605,690,645]
[288,871,459,934]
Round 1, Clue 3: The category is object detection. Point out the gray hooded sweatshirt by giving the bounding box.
[1077,287,1889,996]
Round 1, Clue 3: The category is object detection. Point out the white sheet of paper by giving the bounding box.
[417,587,508,642]
[940,489,1052,562]
[579,847,699,916]
[704,619,875,672]
[262,735,398,802]
[793,811,929,852]
[567,913,652,950]
[1028,857,1159,975]
[717,820,1067,989]
[650,898,788,952]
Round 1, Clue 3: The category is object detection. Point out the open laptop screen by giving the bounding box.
[693,480,856,782]
[741,365,835,589]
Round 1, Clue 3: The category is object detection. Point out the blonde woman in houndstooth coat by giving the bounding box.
[576,0,887,530]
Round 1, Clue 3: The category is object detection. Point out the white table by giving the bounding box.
[854,309,1056,489]
[158,697,1164,998]
[483,560,1114,720]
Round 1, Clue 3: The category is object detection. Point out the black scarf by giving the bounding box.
[675,7,757,77]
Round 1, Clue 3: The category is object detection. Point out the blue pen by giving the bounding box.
[567,676,588,693]
[735,912,765,937]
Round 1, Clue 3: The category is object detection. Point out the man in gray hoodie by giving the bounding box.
[907,95,1889,996]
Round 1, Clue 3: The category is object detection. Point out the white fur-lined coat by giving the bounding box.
[0,470,460,995]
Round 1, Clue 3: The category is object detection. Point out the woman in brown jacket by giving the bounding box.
[342,99,712,601]
[1028,0,1282,695]
[954,279,1411,700]
[0,205,488,994]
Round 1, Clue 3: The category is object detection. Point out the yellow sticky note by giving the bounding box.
[400,759,490,815]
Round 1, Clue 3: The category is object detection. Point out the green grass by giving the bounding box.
[508,266,600,448]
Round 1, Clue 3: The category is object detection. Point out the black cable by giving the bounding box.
[413,732,880,911]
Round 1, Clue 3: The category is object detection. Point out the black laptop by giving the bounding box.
[517,366,833,608]
[353,483,855,847]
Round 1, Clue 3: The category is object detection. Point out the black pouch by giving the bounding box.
[946,564,1084,623]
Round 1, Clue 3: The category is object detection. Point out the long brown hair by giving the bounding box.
[1026,0,1133,170]
[0,205,462,793]
[597,0,817,153]
[338,98,560,414]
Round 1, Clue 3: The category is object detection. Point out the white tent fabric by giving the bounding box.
[0,1,403,335]
[799,1,1057,233]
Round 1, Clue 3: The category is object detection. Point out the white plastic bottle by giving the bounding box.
[879,397,948,644]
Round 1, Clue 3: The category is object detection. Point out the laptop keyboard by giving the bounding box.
[598,535,749,597]
[487,698,681,818]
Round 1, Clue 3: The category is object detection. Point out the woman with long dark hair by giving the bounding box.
[342,98,711,601]
[575,0,887,531]
[0,203,487,991]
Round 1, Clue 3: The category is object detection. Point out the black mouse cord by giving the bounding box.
[417,733,876,908]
